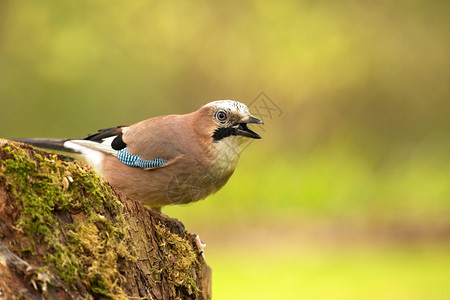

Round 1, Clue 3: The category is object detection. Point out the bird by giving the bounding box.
[13,100,263,210]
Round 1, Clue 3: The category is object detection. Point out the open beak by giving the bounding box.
[235,115,263,139]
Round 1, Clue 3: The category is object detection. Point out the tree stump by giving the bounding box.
[0,139,212,300]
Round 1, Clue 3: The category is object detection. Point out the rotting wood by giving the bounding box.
[0,139,212,300]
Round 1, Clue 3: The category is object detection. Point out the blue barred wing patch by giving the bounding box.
[116,148,167,168]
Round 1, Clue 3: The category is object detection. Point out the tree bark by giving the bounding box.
[0,139,211,300]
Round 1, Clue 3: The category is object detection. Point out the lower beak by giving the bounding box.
[235,115,263,139]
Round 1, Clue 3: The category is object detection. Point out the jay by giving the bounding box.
[14,100,263,209]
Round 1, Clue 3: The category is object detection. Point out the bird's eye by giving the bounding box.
[216,110,228,122]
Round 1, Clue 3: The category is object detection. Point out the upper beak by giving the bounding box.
[247,115,264,124]
[235,115,263,139]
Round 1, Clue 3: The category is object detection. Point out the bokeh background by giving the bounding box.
[1,1,449,299]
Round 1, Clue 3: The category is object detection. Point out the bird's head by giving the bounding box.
[200,100,263,143]
[191,100,263,173]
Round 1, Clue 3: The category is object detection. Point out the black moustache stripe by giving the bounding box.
[212,127,236,141]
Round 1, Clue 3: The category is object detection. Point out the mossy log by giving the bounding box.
[0,139,211,300]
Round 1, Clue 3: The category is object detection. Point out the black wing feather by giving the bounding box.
[84,126,125,143]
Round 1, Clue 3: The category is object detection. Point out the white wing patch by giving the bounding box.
[64,138,118,174]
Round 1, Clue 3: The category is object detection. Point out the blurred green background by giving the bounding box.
[1,1,449,299]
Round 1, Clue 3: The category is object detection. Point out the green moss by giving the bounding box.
[155,222,200,297]
[0,141,135,299]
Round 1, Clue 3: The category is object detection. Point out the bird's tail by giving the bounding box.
[11,138,79,153]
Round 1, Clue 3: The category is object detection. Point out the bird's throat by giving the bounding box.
[212,136,243,172]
